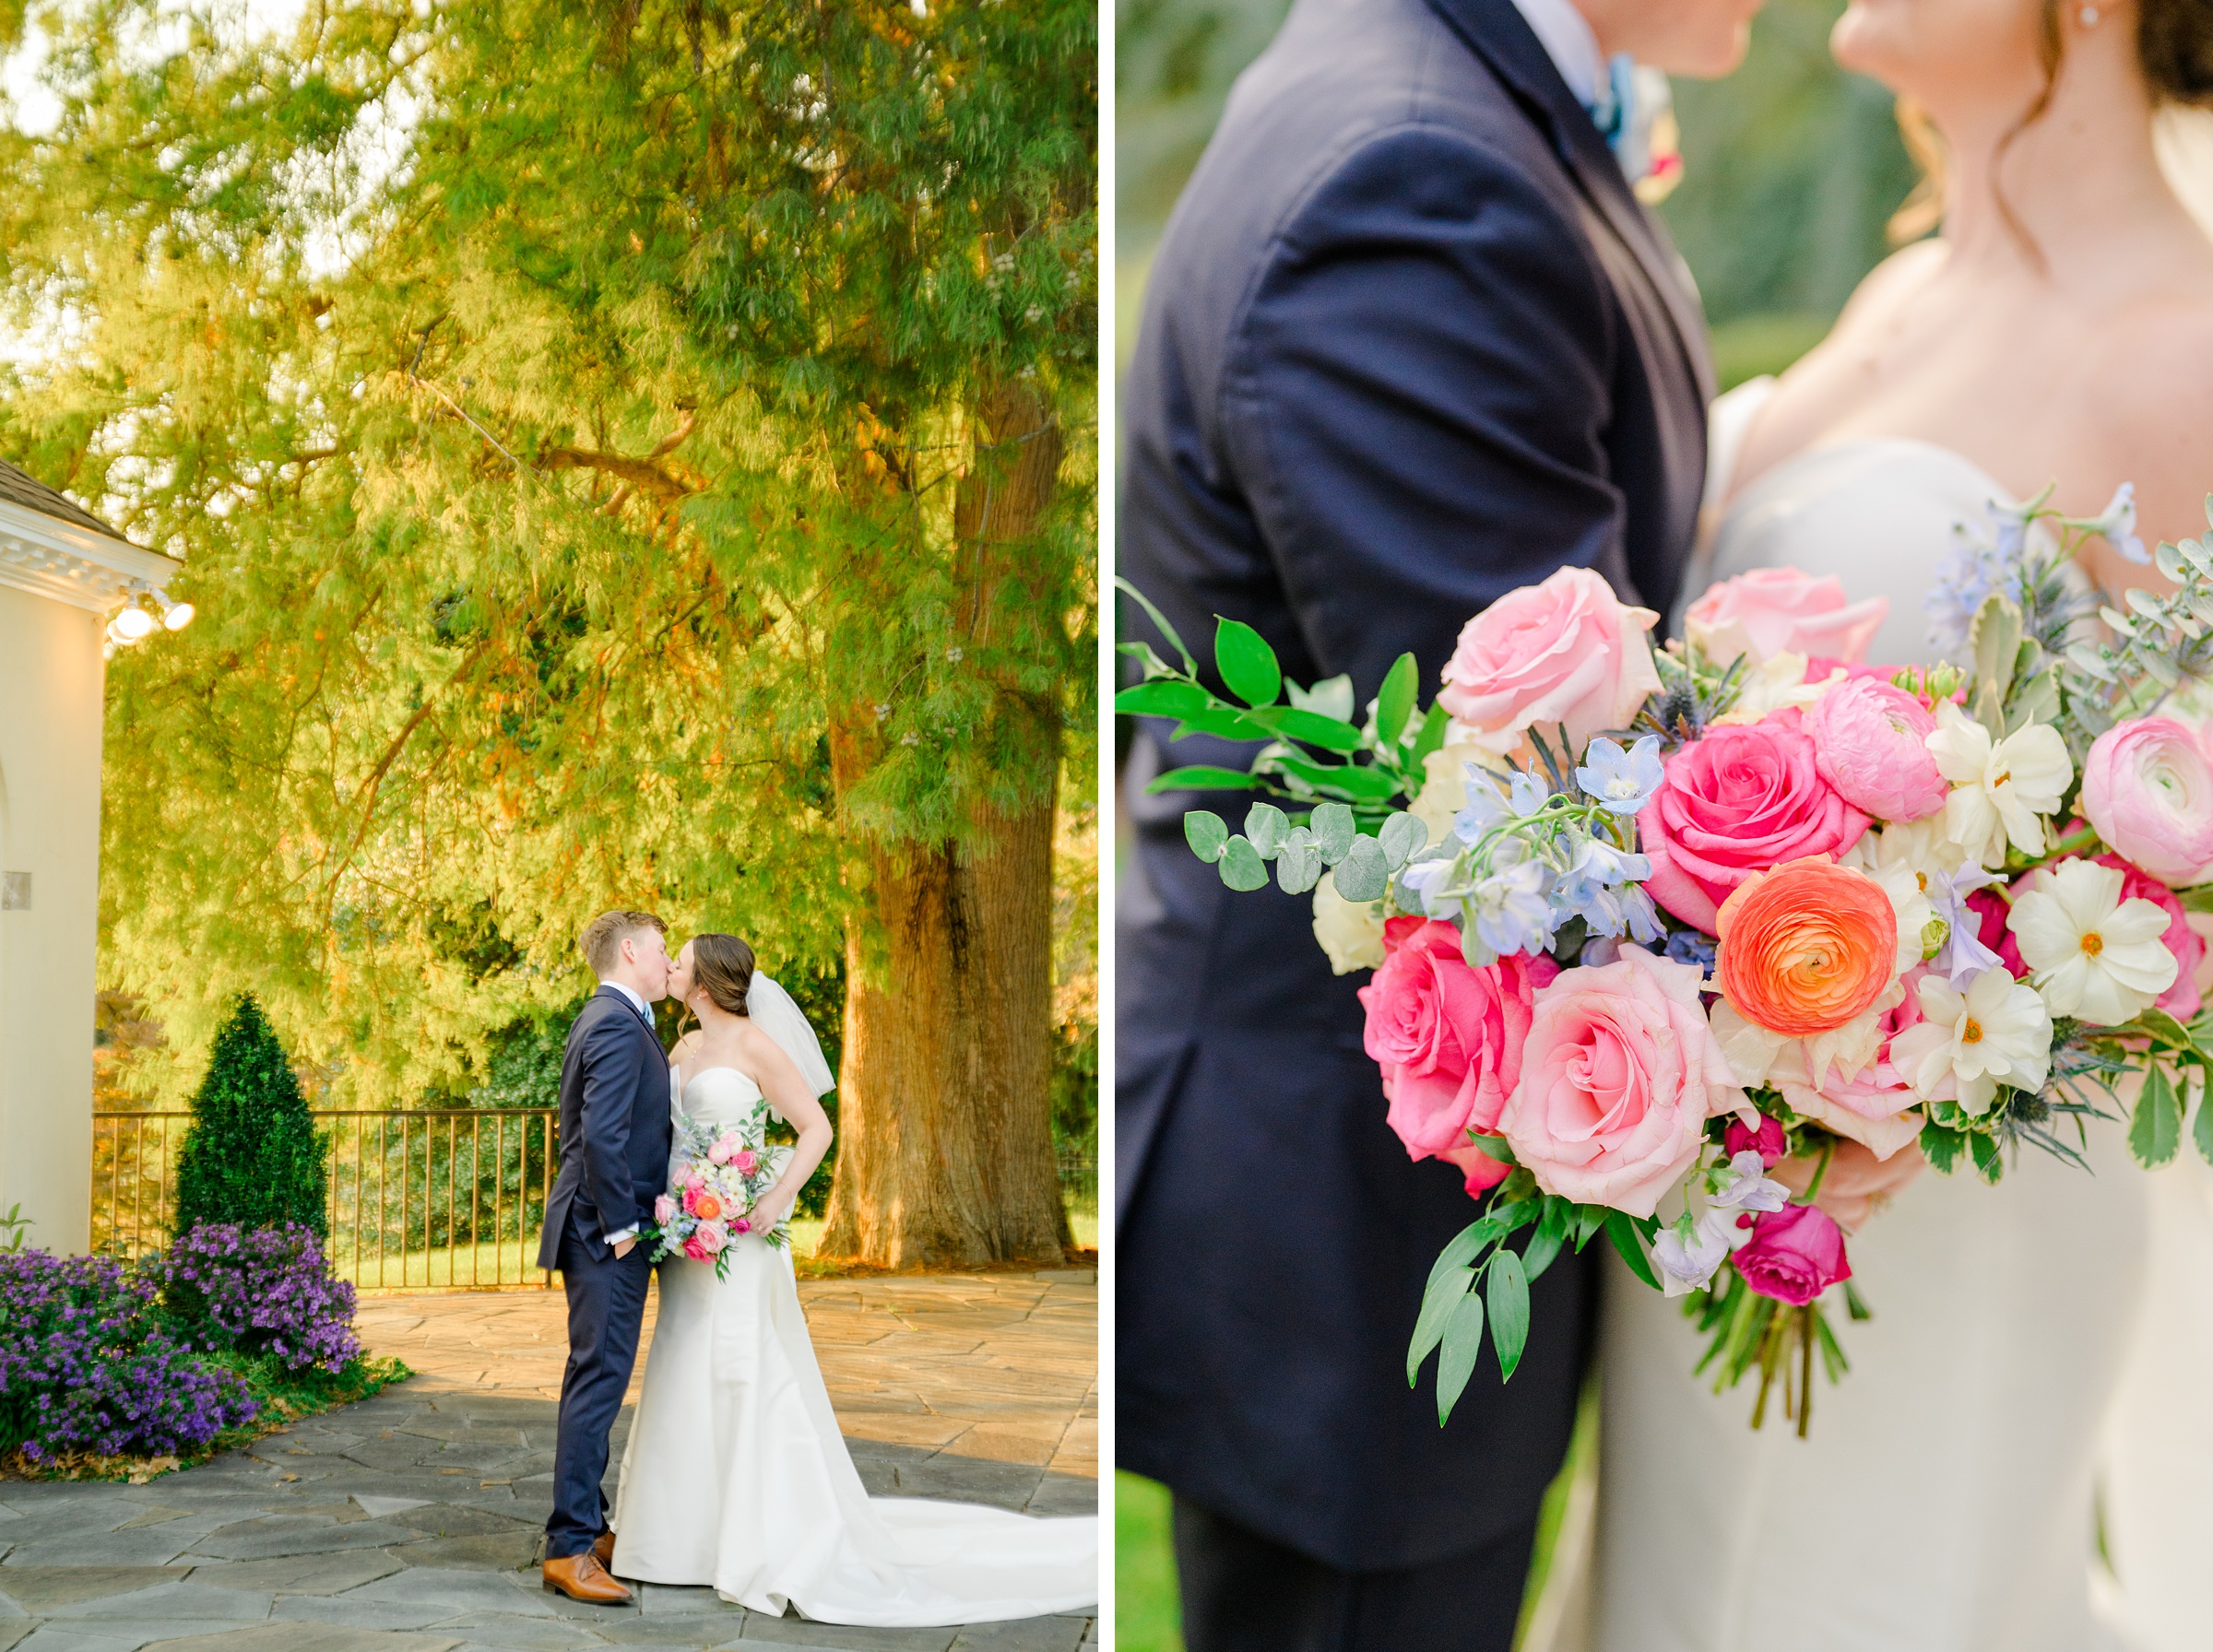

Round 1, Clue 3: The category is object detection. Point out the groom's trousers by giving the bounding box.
[546,1212,656,1559]
[1172,1496,1534,1652]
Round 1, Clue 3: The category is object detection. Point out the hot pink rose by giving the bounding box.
[1733,1202,1852,1305]
[1496,947,1744,1218]
[1808,678,1947,822]
[1724,1114,1785,1167]
[1436,567,1663,756]
[1774,966,1941,1160]
[1685,568,1888,667]
[733,1149,760,1176]
[681,1233,711,1261]
[1641,712,1872,931]
[2081,717,2213,885]
[732,1217,752,1235]
[1361,918,1558,1192]
[681,1186,701,1216]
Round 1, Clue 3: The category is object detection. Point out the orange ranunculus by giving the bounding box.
[1714,856,1899,1036]
[692,1193,724,1221]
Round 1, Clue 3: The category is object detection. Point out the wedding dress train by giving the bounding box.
[609,1065,1098,1625]
[1586,377,2195,1652]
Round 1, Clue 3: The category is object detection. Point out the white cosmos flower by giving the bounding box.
[1924,702,2073,867]
[2006,858,2179,1025]
[1888,966,2053,1116]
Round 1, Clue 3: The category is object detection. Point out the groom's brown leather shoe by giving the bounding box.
[591,1528,616,1572]
[542,1551,632,1604]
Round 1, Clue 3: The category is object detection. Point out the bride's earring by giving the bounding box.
[2079,4,2100,23]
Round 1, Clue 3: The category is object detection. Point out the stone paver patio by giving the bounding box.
[0,1271,1098,1652]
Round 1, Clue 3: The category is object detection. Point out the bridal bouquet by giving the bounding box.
[642,1115,790,1277]
[1117,486,2213,1434]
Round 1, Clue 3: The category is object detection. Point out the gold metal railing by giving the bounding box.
[91,1109,561,1292]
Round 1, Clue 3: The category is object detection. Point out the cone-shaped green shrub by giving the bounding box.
[172,994,328,1240]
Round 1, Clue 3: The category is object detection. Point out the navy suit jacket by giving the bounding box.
[1116,0,1711,1570]
[536,986,674,1270]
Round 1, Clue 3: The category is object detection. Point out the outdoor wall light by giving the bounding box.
[102,582,195,654]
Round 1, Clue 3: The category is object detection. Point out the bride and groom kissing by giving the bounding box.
[1118,0,2213,1648]
[537,909,1096,1622]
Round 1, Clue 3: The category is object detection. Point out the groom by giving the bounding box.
[538,909,674,1605]
[1118,0,1756,1647]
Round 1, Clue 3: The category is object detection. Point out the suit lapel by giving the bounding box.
[1421,0,1713,404]
[595,984,664,1056]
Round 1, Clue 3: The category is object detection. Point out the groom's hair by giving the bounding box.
[581,909,667,976]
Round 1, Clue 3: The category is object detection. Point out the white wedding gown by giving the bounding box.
[1583,377,2213,1652]
[609,1065,1098,1624]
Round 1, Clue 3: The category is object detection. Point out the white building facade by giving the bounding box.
[0,462,179,1254]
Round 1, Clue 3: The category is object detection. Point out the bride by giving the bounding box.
[1589,1,2213,1648]
[608,932,1098,1624]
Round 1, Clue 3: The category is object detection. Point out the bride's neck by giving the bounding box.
[1931,34,2172,275]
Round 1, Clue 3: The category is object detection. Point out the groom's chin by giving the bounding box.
[1667,20,1757,81]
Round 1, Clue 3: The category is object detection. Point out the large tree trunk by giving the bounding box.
[816,383,1071,1268]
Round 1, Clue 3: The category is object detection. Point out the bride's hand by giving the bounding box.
[1772,1138,1924,1233]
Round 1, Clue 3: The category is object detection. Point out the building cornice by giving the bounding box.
[0,496,179,613]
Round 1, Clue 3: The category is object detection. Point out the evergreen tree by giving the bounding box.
[172,996,328,1240]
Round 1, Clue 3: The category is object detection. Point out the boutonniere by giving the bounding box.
[1621,63,1684,205]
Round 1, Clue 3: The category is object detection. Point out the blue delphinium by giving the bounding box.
[1574,735,1665,817]
[1454,767,1549,846]
[1925,502,2032,651]
[1468,860,1556,960]
[1664,927,1718,977]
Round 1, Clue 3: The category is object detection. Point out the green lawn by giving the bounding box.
[1116,1386,1599,1652]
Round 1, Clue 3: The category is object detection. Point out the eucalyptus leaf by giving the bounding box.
[2131,1065,2183,1168]
[1244,802,1289,858]
[1407,1264,1473,1386]
[1215,619,1283,709]
[1183,810,1228,864]
[1486,1248,1531,1382]
[1276,829,1323,894]
[1332,834,1389,903]
[1218,836,1269,892]
[2100,605,2139,640]
[1377,654,1419,749]
[1379,811,1428,871]
[1436,1293,1487,1423]
[2065,642,2119,684]
[2157,540,2190,584]
[1311,803,1356,865]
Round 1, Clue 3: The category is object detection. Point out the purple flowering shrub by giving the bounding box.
[155,1222,361,1375]
[0,1250,257,1465]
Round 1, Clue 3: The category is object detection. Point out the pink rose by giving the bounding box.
[1807,678,1947,822]
[732,1217,752,1235]
[2081,717,2213,885]
[1437,567,1663,756]
[1685,568,1888,667]
[1724,1114,1785,1167]
[1774,966,1941,1160]
[680,1186,701,1216]
[1360,919,1559,1186]
[654,1194,677,1226]
[694,1219,728,1254]
[1733,1203,1852,1306]
[1496,948,1745,1218]
[733,1149,760,1176]
[1641,713,1872,931]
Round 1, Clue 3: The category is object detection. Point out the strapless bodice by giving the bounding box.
[1681,377,2050,667]
[675,1065,769,1134]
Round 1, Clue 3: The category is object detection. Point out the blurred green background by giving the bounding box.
[1113,3,1919,1646]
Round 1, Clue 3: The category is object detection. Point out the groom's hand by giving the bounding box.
[611,1236,636,1258]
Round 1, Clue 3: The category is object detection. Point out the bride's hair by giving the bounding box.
[1890,0,2213,244]
[686,933,755,1018]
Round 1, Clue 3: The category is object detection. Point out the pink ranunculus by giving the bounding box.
[1733,1203,1852,1305]
[2089,852,2206,1021]
[2081,717,2213,885]
[1807,678,1948,822]
[706,1140,731,1165]
[1685,568,1888,667]
[1496,948,1745,1219]
[654,1194,678,1226]
[1359,918,1559,1186]
[1724,1114,1786,1167]
[1640,712,1872,931]
[733,1149,760,1176]
[1775,966,1942,1160]
[1436,567,1663,756]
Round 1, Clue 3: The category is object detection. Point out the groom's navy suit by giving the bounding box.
[1118,0,1710,1644]
[540,984,672,1561]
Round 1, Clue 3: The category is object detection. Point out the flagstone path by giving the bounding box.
[0,1271,1098,1652]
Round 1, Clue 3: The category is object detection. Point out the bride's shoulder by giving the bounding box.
[1833,240,1950,334]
